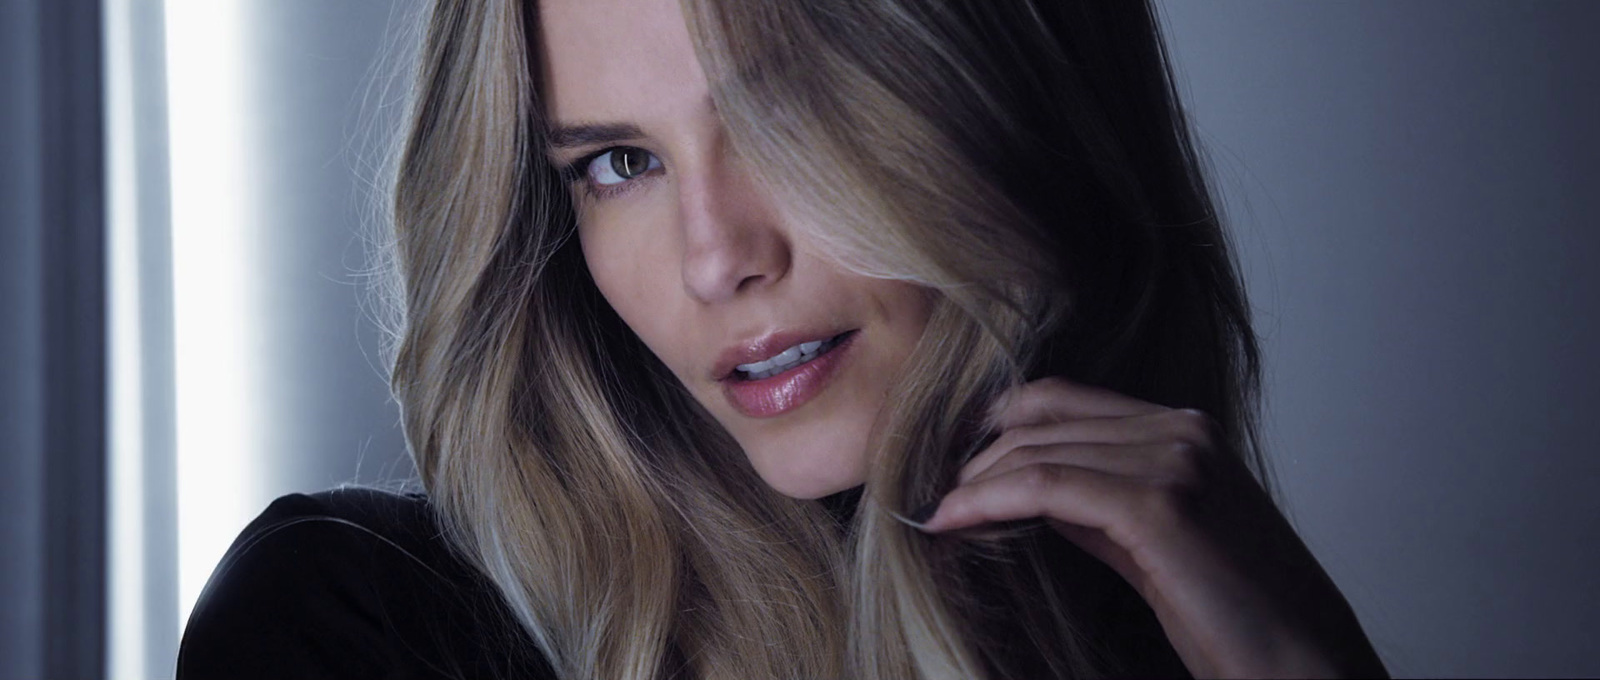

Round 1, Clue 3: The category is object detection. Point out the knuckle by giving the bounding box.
[1172,408,1220,449]
[1161,440,1205,481]
[1017,463,1061,493]
[1013,443,1048,467]
[995,425,1038,453]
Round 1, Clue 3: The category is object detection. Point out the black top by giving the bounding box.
[176,488,555,680]
[179,487,1187,679]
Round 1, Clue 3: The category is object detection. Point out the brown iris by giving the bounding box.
[610,147,651,179]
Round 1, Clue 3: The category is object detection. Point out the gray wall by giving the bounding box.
[236,0,417,497]
[158,1,418,640]
[2,0,106,677]
[1158,2,1600,676]
[1,4,49,676]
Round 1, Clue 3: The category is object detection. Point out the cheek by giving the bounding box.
[578,227,629,307]
[582,232,644,321]
[578,218,683,363]
[889,283,938,334]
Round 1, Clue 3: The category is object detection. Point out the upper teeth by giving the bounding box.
[737,338,831,379]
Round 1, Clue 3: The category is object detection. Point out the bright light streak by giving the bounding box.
[165,0,263,634]
[105,0,145,676]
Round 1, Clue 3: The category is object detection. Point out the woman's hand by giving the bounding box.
[913,377,1387,679]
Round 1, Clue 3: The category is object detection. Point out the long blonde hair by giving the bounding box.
[387,1,1265,678]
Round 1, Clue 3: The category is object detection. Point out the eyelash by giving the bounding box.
[560,146,661,202]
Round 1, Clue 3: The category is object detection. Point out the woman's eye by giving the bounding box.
[586,147,660,187]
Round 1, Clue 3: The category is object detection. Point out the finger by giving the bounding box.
[989,376,1166,430]
[963,441,1181,487]
[959,411,1189,484]
[923,463,1136,535]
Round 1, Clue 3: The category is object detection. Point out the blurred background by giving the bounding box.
[2,1,1595,678]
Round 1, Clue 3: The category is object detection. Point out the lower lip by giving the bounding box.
[721,332,857,419]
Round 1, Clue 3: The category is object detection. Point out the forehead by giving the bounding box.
[538,0,708,126]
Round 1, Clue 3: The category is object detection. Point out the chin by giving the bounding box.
[742,438,867,500]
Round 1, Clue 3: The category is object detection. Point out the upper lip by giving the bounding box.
[711,328,851,381]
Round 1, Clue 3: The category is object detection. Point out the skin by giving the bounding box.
[539,0,935,499]
[929,378,1389,678]
[539,0,1387,676]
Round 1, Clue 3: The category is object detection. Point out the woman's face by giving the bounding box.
[539,0,934,499]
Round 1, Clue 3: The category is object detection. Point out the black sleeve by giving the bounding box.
[176,489,554,680]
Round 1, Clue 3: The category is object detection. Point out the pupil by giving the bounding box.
[611,148,647,178]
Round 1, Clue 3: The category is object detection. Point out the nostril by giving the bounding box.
[680,229,790,303]
[734,272,767,293]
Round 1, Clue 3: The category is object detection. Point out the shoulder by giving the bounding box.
[177,487,553,680]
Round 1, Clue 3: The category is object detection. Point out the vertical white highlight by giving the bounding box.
[165,0,262,634]
[104,0,144,676]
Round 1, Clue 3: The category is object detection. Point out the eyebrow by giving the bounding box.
[545,94,719,153]
[545,122,646,152]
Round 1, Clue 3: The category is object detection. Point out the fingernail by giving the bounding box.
[908,500,941,525]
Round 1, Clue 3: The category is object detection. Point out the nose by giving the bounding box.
[678,146,792,304]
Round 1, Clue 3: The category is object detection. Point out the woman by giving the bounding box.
[178,0,1387,677]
